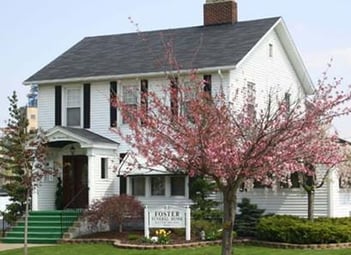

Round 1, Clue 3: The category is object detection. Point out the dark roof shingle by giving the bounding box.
[63,127,117,144]
[25,17,280,82]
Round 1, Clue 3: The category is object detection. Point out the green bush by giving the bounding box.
[257,215,351,244]
[192,219,223,241]
[234,198,265,237]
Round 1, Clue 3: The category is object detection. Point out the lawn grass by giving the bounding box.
[0,244,351,255]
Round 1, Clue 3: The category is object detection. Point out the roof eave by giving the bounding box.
[23,65,236,85]
[274,19,314,95]
[235,17,314,96]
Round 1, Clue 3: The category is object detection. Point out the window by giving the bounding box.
[284,92,291,112]
[151,176,165,196]
[181,81,197,119]
[339,173,351,188]
[280,172,300,188]
[101,158,108,179]
[30,114,36,120]
[171,176,185,196]
[131,176,145,196]
[122,85,138,124]
[66,87,81,127]
[269,43,273,57]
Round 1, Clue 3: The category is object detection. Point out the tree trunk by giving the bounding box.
[307,189,314,221]
[221,186,237,255]
[23,190,29,255]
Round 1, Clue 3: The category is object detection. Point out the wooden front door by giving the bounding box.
[62,155,88,209]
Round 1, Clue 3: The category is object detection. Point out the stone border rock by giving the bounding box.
[58,238,351,250]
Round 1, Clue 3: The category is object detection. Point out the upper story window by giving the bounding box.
[122,85,138,124]
[65,87,81,127]
[284,92,291,112]
[269,43,273,57]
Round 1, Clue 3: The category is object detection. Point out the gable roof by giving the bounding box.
[25,17,280,83]
[46,126,118,149]
[117,151,170,176]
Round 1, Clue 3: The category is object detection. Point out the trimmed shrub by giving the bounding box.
[83,194,143,232]
[257,215,351,244]
[234,198,265,237]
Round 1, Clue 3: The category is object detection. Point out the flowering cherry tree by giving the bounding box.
[111,68,351,255]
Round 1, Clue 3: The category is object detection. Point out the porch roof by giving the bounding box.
[46,126,118,150]
[117,152,171,176]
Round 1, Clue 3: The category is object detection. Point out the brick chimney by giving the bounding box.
[204,0,238,26]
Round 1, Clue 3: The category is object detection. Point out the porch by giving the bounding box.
[32,126,119,211]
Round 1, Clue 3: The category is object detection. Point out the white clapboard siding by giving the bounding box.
[38,85,55,130]
[230,28,305,112]
[36,179,57,210]
[89,81,111,138]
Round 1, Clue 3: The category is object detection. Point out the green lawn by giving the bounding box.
[0,244,351,255]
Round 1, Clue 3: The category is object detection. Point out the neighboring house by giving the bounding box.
[26,85,38,132]
[0,129,10,217]
[23,0,351,217]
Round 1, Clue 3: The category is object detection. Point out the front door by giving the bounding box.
[62,155,88,209]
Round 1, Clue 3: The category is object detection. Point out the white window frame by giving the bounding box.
[120,84,139,125]
[63,85,83,127]
[100,158,108,179]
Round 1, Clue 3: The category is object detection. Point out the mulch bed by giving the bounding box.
[78,230,202,244]
[67,231,351,250]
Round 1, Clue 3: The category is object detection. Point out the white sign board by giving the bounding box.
[144,205,191,241]
[149,207,185,228]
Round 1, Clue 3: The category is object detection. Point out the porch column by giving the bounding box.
[32,187,38,211]
[87,149,95,206]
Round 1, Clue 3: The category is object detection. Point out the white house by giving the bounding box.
[23,0,351,217]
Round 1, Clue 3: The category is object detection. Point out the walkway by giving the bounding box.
[0,243,54,251]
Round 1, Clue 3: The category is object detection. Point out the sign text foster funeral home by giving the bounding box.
[144,205,191,240]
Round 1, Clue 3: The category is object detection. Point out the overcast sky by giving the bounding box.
[1,0,350,138]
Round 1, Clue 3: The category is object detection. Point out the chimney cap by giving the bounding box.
[206,0,236,4]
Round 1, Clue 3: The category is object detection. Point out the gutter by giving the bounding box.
[23,65,235,86]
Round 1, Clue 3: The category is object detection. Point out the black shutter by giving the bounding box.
[55,86,62,126]
[119,153,127,194]
[140,80,148,125]
[110,81,117,127]
[203,75,212,95]
[170,77,179,118]
[83,83,91,128]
